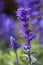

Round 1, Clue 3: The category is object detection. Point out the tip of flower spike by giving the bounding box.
[10,36,16,43]
[10,36,16,47]
[10,36,19,50]
[16,7,31,22]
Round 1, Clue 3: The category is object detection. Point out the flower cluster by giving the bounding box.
[30,0,42,31]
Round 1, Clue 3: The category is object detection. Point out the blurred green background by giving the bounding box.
[0,38,43,65]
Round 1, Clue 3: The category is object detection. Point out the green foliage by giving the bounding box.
[0,41,43,65]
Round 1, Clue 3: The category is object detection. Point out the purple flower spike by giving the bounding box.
[10,36,19,51]
[16,5,36,65]
[16,0,42,64]
[16,7,31,22]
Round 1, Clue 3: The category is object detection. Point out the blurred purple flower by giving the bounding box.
[0,14,16,41]
[10,36,19,65]
[14,0,29,7]
[0,14,7,40]
[32,11,41,17]
[4,17,16,40]
[28,0,41,9]
[39,18,43,30]
[10,36,19,51]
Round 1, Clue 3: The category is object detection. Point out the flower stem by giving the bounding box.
[28,50,31,65]
[24,20,32,65]
[15,51,18,65]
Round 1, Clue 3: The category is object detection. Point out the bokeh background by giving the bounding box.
[0,0,43,65]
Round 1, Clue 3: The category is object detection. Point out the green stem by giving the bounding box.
[28,50,31,65]
[15,51,18,65]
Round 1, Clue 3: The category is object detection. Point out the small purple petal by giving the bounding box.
[32,11,41,16]
[31,51,38,54]
[32,60,38,64]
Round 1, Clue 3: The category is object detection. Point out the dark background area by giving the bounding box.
[3,0,17,18]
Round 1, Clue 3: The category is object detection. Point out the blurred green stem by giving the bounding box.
[15,51,18,65]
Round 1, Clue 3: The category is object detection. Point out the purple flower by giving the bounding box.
[19,29,36,40]
[4,17,16,39]
[16,0,42,21]
[10,36,19,65]
[32,11,41,16]
[39,18,43,30]
[28,30,36,41]
[28,0,41,9]
[16,6,36,65]
[0,14,16,41]
[16,0,42,64]
[14,0,29,7]
[10,36,19,51]
[32,18,39,25]
[21,42,32,50]
[16,4,36,47]
[16,7,31,22]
